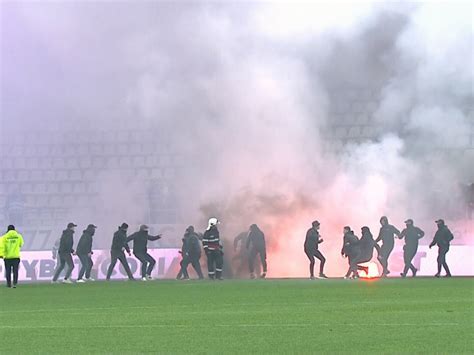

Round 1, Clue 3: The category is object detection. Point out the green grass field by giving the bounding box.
[1,278,473,354]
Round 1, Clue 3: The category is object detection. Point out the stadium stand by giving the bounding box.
[0,129,180,249]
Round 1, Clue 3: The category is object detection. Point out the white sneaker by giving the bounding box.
[51,280,58,284]
[141,277,147,281]
[146,275,153,280]
[85,278,95,282]
[62,279,73,284]
[76,279,85,283]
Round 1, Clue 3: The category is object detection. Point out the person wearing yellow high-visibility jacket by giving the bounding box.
[1,225,24,288]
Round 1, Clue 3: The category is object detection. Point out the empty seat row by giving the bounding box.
[0,167,175,186]
[1,130,170,146]
[0,154,178,170]
[0,142,174,158]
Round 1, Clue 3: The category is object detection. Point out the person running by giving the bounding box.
[304,220,327,279]
[76,224,97,283]
[177,226,204,280]
[341,226,360,279]
[246,224,268,279]
[127,225,162,281]
[354,226,374,276]
[429,219,454,277]
[106,223,135,281]
[1,225,24,288]
[375,216,400,277]
[52,223,77,284]
[399,219,424,277]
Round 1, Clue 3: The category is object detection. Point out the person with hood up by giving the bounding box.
[353,226,374,276]
[76,224,97,283]
[106,223,135,281]
[375,216,401,277]
[177,226,204,280]
[246,224,268,279]
[341,226,361,279]
[52,222,77,284]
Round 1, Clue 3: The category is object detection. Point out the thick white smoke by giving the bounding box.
[1,1,472,276]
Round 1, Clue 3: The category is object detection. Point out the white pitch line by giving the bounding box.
[0,323,460,330]
[0,299,462,315]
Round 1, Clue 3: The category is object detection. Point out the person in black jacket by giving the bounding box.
[52,222,77,283]
[375,216,401,277]
[233,231,253,277]
[177,226,204,280]
[358,227,376,262]
[399,219,424,277]
[176,233,190,280]
[106,223,135,281]
[246,224,268,279]
[304,221,327,279]
[341,226,361,279]
[202,217,223,280]
[354,226,373,276]
[76,224,97,282]
[429,219,454,277]
[127,225,162,281]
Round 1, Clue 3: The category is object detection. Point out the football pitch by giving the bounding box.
[1,278,473,354]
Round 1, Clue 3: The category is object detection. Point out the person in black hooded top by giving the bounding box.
[106,223,135,281]
[341,226,361,279]
[246,224,268,279]
[353,226,374,276]
[177,226,204,280]
[127,225,162,281]
[52,222,77,283]
[76,224,97,282]
[375,216,400,277]
[304,220,327,279]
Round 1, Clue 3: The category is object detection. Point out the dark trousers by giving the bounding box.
[106,250,134,280]
[402,245,418,276]
[378,243,394,275]
[437,246,451,276]
[134,252,156,278]
[53,252,74,281]
[206,249,223,279]
[249,248,267,274]
[77,254,93,280]
[4,258,20,287]
[178,255,204,279]
[345,251,360,278]
[305,249,325,277]
[355,254,371,275]
[177,257,190,279]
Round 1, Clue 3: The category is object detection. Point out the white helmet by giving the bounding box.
[207,217,219,230]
